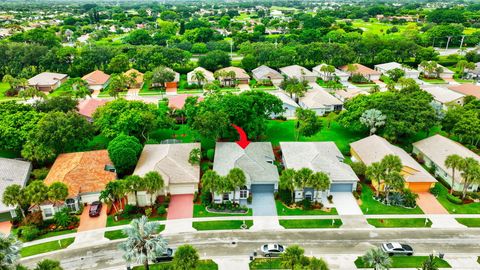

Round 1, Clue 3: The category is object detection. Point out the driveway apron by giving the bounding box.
[251,185,276,216]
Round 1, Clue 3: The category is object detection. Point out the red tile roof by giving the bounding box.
[78,99,107,118]
[448,84,480,99]
[168,94,204,110]
[82,70,110,85]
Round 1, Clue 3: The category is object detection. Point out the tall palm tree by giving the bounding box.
[143,171,164,206]
[460,157,480,199]
[309,257,329,270]
[226,168,246,205]
[2,184,26,218]
[192,70,206,86]
[119,216,167,270]
[445,154,464,194]
[384,172,405,203]
[0,233,22,269]
[307,172,330,202]
[366,162,386,197]
[362,247,391,270]
[125,175,145,207]
[201,170,221,204]
[279,169,296,203]
[381,155,402,175]
[294,168,313,200]
[280,245,305,270]
[421,254,439,270]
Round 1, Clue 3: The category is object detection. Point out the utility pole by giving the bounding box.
[459,35,466,52]
[445,36,452,51]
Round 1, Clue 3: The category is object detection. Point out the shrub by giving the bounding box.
[430,184,442,196]
[350,162,366,177]
[389,192,405,206]
[356,183,363,194]
[352,191,360,200]
[447,193,463,204]
[21,226,40,241]
[31,168,49,180]
[301,199,312,210]
[193,191,199,202]
[145,207,152,217]
[54,208,73,228]
[123,204,140,216]
[278,189,292,205]
[164,195,171,204]
[206,149,215,161]
[403,189,418,208]
[157,206,166,216]
[327,195,333,203]
[200,191,211,205]
[247,195,252,204]
[201,161,213,172]
[351,74,369,83]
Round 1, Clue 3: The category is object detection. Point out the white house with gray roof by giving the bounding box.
[212,142,279,204]
[280,142,359,202]
[279,65,317,82]
[422,86,465,110]
[252,65,284,85]
[270,91,299,118]
[374,62,420,79]
[298,83,343,115]
[312,64,350,83]
[0,158,32,221]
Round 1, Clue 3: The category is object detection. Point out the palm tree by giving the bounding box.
[294,168,313,200]
[192,70,207,86]
[308,257,329,270]
[47,182,69,204]
[19,87,46,100]
[421,254,439,270]
[125,175,146,207]
[0,233,22,269]
[24,180,49,209]
[459,157,480,199]
[280,245,305,270]
[362,247,391,270]
[119,216,167,270]
[226,168,246,205]
[201,170,221,204]
[445,154,464,194]
[384,172,405,203]
[279,169,296,203]
[307,172,330,203]
[172,244,199,270]
[2,184,26,218]
[366,162,386,197]
[381,155,402,175]
[143,171,164,206]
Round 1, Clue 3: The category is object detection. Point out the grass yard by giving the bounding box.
[249,258,282,269]
[20,238,75,257]
[276,200,338,216]
[434,183,480,214]
[279,219,342,229]
[264,120,364,155]
[148,125,216,150]
[192,220,253,231]
[455,218,480,227]
[0,82,11,98]
[104,225,166,240]
[367,218,432,228]
[106,215,166,227]
[193,204,252,218]
[133,259,218,270]
[35,229,77,240]
[354,256,451,268]
[359,184,424,215]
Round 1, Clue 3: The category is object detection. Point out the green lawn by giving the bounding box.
[434,183,480,214]
[249,258,282,269]
[456,218,480,227]
[104,225,165,240]
[133,260,218,270]
[193,204,252,218]
[264,120,364,155]
[367,218,432,228]
[279,219,342,229]
[354,256,451,268]
[106,215,166,227]
[148,125,216,150]
[192,220,253,231]
[359,184,424,214]
[0,149,20,158]
[20,238,75,257]
[0,82,10,98]
[276,200,338,216]
[35,229,77,240]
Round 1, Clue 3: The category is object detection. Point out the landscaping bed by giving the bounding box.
[276,200,338,216]
[249,258,282,269]
[193,204,252,218]
[367,218,432,228]
[20,237,75,257]
[279,219,342,229]
[455,218,480,227]
[359,184,424,215]
[132,259,218,270]
[192,220,253,231]
[354,256,451,268]
[432,183,480,214]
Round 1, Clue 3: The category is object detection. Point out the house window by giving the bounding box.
[44,207,53,218]
[240,186,248,199]
[305,192,313,201]
[65,198,77,212]
[223,193,230,201]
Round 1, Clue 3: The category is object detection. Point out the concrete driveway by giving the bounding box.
[331,192,363,215]
[251,185,276,216]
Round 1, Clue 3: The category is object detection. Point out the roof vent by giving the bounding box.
[104,165,116,173]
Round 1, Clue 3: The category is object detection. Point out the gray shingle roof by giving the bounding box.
[0,158,32,213]
[252,65,283,80]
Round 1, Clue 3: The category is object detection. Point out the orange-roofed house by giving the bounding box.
[77,98,108,122]
[448,84,480,100]
[168,94,204,110]
[124,68,144,89]
[40,150,117,220]
[340,63,381,81]
[82,70,111,91]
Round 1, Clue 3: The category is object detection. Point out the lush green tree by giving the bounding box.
[190,70,207,86]
[279,169,296,202]
[294,168,314,193]
[280,78,308,98]
[198,50,231,71]
[191,111,229,140]
[386,68,405,82]
[2,184,27,218]
[107,134,143,175]
[460,157,480,199]
[18,87,46,100]
[34,259,63,270]
[108,74,129,99]
[143,171,164,206]
[48,182,69,204]
[25,180,49,208]
[0,233,22,269]
[307,172,330,202]
[295,108,322,140]
[366,162,386,197]
[172,244,199,270]
[308,257,329,270]
[362,247,391,270]
[33,96,78,113]
[226,168,246,204]
[188,148,201,165]
[107,54,130,74]
[420,254,439,270]
[100,180,127,211]
[124,29,153,45]
[280,245,306,270]
[445,154,464,194]
[241,54,257,72]
[147,66,175,89]
[201,170,222,204]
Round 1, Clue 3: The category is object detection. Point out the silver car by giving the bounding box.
[381,242,414,256]
[260,243,285,257]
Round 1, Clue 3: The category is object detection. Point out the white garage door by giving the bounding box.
[169,184,196,195]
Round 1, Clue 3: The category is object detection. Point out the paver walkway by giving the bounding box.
[167,194,194,220]
[77,204,107,232]
[0,221,12,234]
[416,193,449,214]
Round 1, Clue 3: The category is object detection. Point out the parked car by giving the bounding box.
[260,243,285,257]
[381,242,414,256]
[89,201,102,217]
[153,248,175,262]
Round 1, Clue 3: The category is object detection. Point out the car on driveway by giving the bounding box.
[89,201,102,217]
[260,243,285,257]
[381,242,414,256]
[153,248,175,262]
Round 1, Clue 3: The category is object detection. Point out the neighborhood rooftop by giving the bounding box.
[27,72,68,86]
[0,158,31,213]
[422,86,465,104]
[448,83,480,99]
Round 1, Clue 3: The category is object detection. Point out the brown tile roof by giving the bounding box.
[44,150,116,197]
[168,94,204,110]
[339,64,381,76]
[448,84,480,99]
[77,99,107,118]
[124,69,144,85]
[82,70,110,85]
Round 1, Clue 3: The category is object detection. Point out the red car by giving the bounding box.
[89,201,102,217]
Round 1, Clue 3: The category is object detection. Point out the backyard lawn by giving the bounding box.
[133,260,218,270]
[193,204,252,218]
[264,120,364,155]
[367,218,432,228]
[434,183,480,214]
[21,238,75,257]
[279,219,342,229]
[276,200,338,216]
[0,82,10,98]
[359,184,424,215]
[249,258,282,269]
[106,215,166,227]
[148,125,216,150]
[104,225,165,240]
[455,218,480,227]
[354,256,451,268]
[192,220,253,231]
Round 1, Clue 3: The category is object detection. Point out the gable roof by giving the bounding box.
[271,91,299,108]
[187,67,215,82]
[374,62,419,74]
[280,142,359,183]
[312,64,349,77]
[413,134,480,183]
[339,64,381,76]
[422,86,465,104]
[82,70,110,85]
[217,66,250,80]
[28,72,68,86]
[300,83,343,108]
[134,143,200,185]
[448,84,480,99]
[124,69,144,84]
[350,135,436,183]
[0,158,31,213]
[213,142,279,185]
[77,99,107,118]
[44,150,116,197]
[279,65,316,78]
[252,65,283,80]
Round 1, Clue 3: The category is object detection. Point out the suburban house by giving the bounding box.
[418,63,454,79]
[465,62,480,81]
[168,94,204,110]
[124,69,144,89]
[340,64,381,81]
[279,65,317,82]
[280,142,359,202]
[334,88,369,102]
[448,84,480,99]
[412,134,480,192]
[82,70,111,91]
[41,150,117,220]
[215,66,250,86]
[165,67,181,95]
[128,143,201,206]
[350,135,437,192]
[270,91,299,118]
[28,72,68,92]
[77,98,108,122]
[187,67,215,85]
[0,158,32,222]
[312,64,350,82]
[252,65,284,85]
[212,142,279,204]
[298,84,343,115]
[374,62,420,79]
[422,86,465,110]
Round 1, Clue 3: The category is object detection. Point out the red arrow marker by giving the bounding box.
[231,124,251,149]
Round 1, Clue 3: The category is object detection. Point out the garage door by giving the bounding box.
[330,183,353,192]
[169,184,196,195]
[251,184,274,193]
